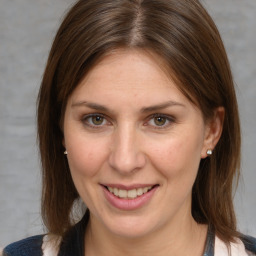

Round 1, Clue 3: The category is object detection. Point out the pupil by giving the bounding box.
[154,116,166,126]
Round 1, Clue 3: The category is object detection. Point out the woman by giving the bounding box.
[3,0,256,255]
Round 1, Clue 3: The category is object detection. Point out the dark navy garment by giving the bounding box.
[242,235,256,254]
[3,211,89,256]
[3,212,256,256]
[3,235,44,256]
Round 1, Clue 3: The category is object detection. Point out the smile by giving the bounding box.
[102,184,159,210]
[107,186,153,199]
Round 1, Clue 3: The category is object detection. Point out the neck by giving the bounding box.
[84,214,207,256]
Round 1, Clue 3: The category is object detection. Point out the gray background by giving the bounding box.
[0,0,255,248]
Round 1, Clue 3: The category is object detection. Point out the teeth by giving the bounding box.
[113,187,118,197]
[127,189,137,199]
[119,189,127,198]
[137,188,143,196]
[107,186,153,199]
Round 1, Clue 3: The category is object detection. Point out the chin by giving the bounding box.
[101,214,160,239]
[110,225,153,239]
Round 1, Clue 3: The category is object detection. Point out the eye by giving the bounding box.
[82,114,109,127]
[147,114,174,128]
[90,115,105,125]
[153,116,167,126]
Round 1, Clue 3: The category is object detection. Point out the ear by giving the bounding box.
[201,107,225,158]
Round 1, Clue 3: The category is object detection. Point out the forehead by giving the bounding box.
[71,49,184,100]
[65,48,202,121]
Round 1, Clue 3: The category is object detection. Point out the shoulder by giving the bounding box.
[2,235,44,256]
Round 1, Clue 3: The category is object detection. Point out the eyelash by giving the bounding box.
[81,113,175,129]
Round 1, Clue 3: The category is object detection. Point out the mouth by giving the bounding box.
[103,185,159,199]
[101,184,159,210]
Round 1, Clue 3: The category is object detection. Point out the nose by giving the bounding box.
[108,125,146,175]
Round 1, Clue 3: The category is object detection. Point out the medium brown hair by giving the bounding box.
[37,0,241,242]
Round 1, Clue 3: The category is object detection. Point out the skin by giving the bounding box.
[63,49,224,256]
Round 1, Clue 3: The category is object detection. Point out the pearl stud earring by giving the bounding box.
[206,149,212,156]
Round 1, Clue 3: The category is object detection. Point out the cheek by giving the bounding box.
[65,136,109,209]
[66,135,108,178]
[148,132,203,180]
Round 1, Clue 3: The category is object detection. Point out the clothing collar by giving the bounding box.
[204,225,215,256]
[58,211,89,256]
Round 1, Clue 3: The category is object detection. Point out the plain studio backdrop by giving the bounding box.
[0,0,255,247]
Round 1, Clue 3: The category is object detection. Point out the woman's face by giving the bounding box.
[63,49,215,238]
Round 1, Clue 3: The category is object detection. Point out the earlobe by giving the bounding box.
[201,107,225,158]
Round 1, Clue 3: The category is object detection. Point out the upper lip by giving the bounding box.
[101,184,158,190]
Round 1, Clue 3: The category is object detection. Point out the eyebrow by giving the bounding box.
[72,101,108,111]
[71,100,185,112]
[140,101,185,112]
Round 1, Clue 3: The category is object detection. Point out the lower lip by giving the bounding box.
[102,186,158,211]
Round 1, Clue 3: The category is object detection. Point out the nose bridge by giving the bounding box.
[109,122,145,174]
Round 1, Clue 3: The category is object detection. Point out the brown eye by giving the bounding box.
[83,114,107,127]
[146,114,174,129]
[154,116,167,126]
[91,116,104,125]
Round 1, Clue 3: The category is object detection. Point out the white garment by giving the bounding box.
[215,236,250,256]
[42,234,61,256]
